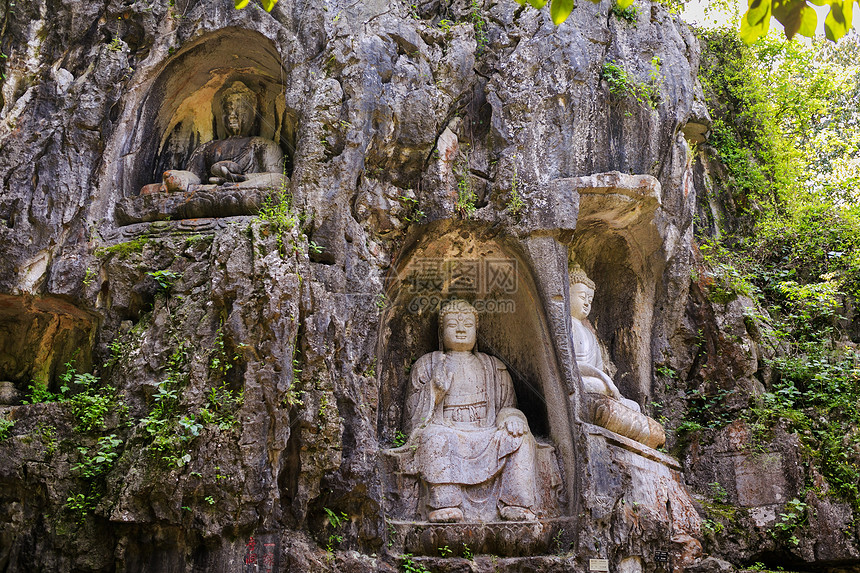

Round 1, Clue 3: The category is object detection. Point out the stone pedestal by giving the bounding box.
[115,185,278,226]
[387,517,576,557]
[580,424,702,573]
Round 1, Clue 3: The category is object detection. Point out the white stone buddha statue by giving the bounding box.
[569,265,665,449]
[404,299,540,523]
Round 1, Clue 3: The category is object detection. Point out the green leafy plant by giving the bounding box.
[22,378,65,404]
[257,184,301,257]
[399,194,426,223]
[455,159,477,218]
[470,0,489,56]
[506,160,525,217]
[400,554,431,573]
[73,434,122,479]
[82,267,97,286]
[201,382,244,430]
[0,417,14,441]
[600,60,661,109]
[65,493,97,524]
[610,2,638,23]
[770,498,808,546]
[141,342,198,467]
[462,543,474,560]
[393,430,408,447]
[148,269,180,291]
[323,507,349,554]
[710,481,728,503]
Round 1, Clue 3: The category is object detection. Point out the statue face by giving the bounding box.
[441,311,477,352]
[570,282,594,320]
[223,96,255,137]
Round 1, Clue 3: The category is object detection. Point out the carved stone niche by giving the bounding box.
[378,230,575,557]
[114,29,295,227]
[566,173,666,445]
[562,173,703,570]
[0,294,97,404]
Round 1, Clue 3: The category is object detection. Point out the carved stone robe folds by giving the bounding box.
[186,135,283,180]
[571,317,605,389]
[404,351,537,519]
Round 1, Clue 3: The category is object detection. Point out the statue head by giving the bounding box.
[221,81,257,137]
[439,299,478,352]
[569,264,595,321]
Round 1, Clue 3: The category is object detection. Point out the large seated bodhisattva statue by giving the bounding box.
[158,81,285,193]
[569,265,666,449]
[401,300,542,523]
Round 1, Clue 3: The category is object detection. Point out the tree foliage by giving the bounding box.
[695,28,860,508]
[234,0,855,44]
[517,0,856,42]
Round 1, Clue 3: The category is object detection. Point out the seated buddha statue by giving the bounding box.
[159,81,285,193]
[403,299,541,523]
[569,265,665,449]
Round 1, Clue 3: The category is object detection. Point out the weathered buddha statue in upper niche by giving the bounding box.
[159,81,284,193]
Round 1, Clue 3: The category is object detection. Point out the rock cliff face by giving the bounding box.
[0,0,757,571]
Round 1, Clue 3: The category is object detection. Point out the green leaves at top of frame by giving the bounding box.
[824,0,854,41]
[741,0,856,44]
[741,0,774,43]
[516,0,593,24]
[516,0,548,8]
[234,0,278,11]
[550,0,576,23]
[773,0,818,39]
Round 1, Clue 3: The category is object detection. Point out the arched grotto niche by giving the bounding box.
[377,226,577,556]
[0,295,97,399]
[116,28,295,201]
[569,176,665,408]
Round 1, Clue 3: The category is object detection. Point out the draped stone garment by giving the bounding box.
[571,317,603,373]
[404,351,526,487]
[186,135,283,179]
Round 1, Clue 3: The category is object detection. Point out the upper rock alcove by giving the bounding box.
[113,28,295,226]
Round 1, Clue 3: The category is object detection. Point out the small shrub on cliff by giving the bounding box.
[257,172,305,258]
[22,379,65,404]
[610,3,638,23]
[0,417,14,441]
[455,159,477,218]
[73,434,122,479]
[600,60,661,108]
